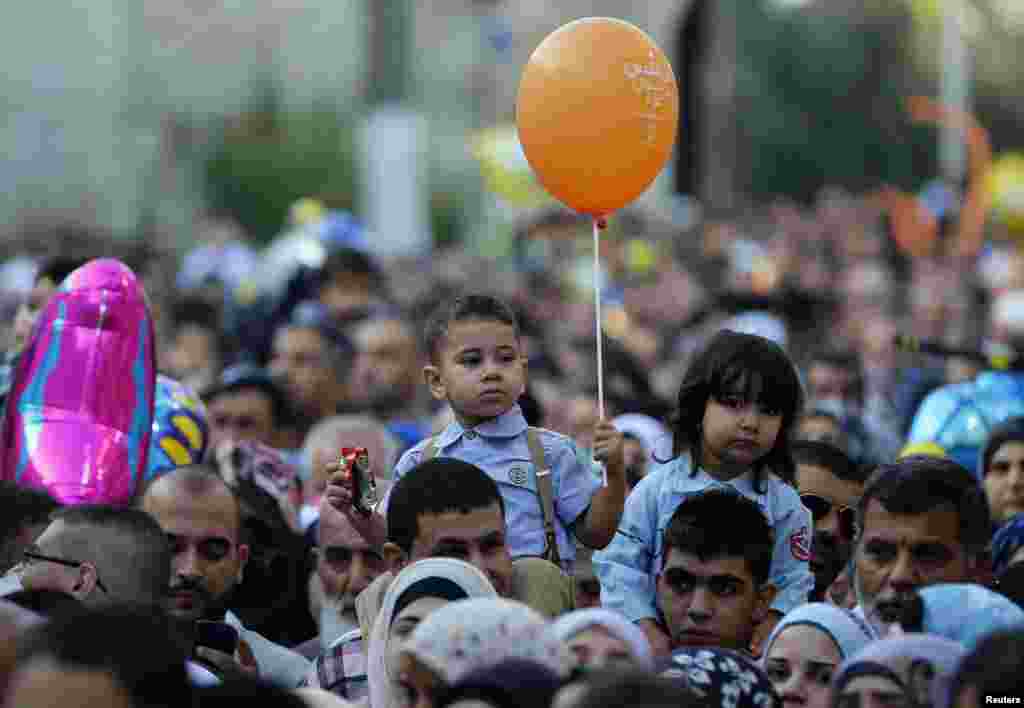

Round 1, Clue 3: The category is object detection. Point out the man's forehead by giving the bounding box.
[860,499,960,543]
[415,505,504,545]
[797,464,862,505]
[143,488,240,537]
[663,549,752,580]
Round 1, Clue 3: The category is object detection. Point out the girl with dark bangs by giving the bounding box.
[594,330,814,657]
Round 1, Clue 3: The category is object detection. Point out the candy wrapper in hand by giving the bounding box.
[335,447,377,516]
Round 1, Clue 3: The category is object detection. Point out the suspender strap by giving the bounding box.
[527,428,560,567]
[420,428,559,566]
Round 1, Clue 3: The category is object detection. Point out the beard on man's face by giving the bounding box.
[166,575,236,626]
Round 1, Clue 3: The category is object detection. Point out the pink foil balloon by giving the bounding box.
[0,259,156,505]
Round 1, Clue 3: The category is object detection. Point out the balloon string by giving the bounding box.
[593,216,605,419]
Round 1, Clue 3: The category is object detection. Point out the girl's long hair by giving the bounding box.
[663,329,805,491]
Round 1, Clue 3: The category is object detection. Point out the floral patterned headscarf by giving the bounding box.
[660,647,780,708]
[402,598,572,686]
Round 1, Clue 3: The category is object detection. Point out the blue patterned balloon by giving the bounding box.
[906,370,1024,477]
[146,374,209,481]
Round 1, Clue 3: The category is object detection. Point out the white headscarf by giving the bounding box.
[551,608,655,669]
[402,598,572,687]
[366,559,496,708]
[762,602,876,663]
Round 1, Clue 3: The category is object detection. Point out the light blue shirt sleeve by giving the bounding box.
[377,441,428,516]
[768,487,814,615]
[548,435,603,532]
[592,469,663,622]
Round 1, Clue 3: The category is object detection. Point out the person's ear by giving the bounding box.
[236,543,250,582]
[383,542,407,573]
[71,563,99,600]
[423,365,446,401]
[753,582,778,624]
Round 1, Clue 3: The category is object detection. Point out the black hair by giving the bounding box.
[4,588,83,618]
[948,630,1024,708]
[981,417,1024,478]
[194,677,308,708]
[35,257,89,286]
[51,505,172,607]
[422,293,520,363]
[666,329,804,491]
[857,456,991,557]
[807,347,865,406]
[662,489,774,585]
[320,247,385,291]
[0,481,59,546]
[16,605,192,708]
[438,658,564,708]
[572,670,702,708]
[387,458,506,555]
[791,440,867,485]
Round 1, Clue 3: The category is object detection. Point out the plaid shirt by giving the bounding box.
[301,629,368,702]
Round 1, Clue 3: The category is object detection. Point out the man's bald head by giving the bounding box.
[140,464,241,535]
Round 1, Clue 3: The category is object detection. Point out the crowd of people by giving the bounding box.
[0,187,1023,708]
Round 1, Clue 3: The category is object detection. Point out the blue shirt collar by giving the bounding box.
[435,405,528,448]
[669,453,757,496]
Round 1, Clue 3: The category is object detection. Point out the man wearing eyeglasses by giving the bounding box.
[791,440,867,602]
[139,464,310,688]
[14,505,169,610]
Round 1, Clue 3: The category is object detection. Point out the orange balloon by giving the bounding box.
[516,18,679,217]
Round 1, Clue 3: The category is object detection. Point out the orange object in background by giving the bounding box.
[516,17,679,218]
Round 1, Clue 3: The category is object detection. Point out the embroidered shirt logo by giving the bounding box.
[789,526,811,562]
[508,466,528,486]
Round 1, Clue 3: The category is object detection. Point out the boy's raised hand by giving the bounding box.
[592,419,625,478]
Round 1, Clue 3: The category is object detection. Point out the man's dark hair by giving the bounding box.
[320,247,385,291]
[0,482,59,572]
[948,630,1024,708]
[51,505,172,607]
[35,257,88,286]
[279,300,355,380]
[807,347,865,405]
[791,440,868,485]
[4,588,84,618]
[422,293,520,363]
[573,671,701,708]
[662,489,774,585]
[856,456,991,556]
[387,458,505,554]
[16,605,191,708]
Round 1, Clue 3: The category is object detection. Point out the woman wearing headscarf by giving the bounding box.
[366,559,497,708]
[660,646,780,708]
[830,635,965,708]
[915,584,1024,651]
[979,417,1024,527]
[552,608,655,671]
[397,598,572,708]
[760,603,876,708]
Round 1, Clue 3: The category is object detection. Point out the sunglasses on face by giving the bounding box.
[800,494,858,539]
[22,550,109,594]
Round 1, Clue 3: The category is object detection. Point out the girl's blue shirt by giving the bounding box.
[593,452,813,623]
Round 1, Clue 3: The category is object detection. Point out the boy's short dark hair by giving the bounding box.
[387,458,505,554]
[661,489,773,585]
[423,293,519,363]
[856,455,990,556]
[790,440,867,485]
[320,247,385,291]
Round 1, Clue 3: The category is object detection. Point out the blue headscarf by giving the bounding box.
[762,602,877,663]
[991,513,1024,575]
[918,583,1024,651]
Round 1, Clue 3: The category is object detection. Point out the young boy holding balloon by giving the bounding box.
[324,293,627,574]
